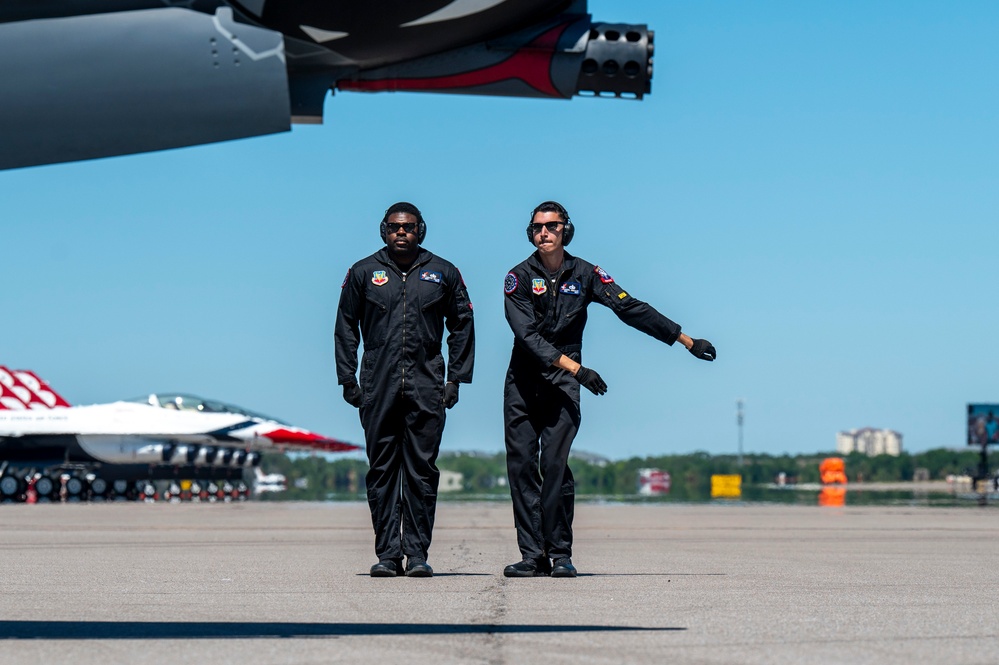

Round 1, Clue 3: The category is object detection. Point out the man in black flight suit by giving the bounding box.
[335,202,475,578]
[502,201,716,578]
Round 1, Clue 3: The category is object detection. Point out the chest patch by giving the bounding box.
[504,273,518,295]
[372,270,388,286]
[594,266,614,284]
[559,281,582,296]
[532,278,547,295]
[419,270,442,284]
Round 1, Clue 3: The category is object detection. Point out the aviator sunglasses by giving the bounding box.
[384,222,418,234]
[530,221,564,234]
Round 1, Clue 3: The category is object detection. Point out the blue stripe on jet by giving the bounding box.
[206,420,258,442]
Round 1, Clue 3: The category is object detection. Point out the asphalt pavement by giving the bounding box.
[0,501,996,664]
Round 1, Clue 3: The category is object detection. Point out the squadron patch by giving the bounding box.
[341,270,350,289]
[504,273,518,295]
[532,278,547,295]
[594,266,614,284]
[420,270,442,284]
[372,270,388,286]
[559,281,582,296]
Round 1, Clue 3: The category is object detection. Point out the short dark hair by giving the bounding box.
[382,201,424,225]
[531,200,568,223]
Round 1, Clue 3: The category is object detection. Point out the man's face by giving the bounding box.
[530,211,565,255]
[384,212,419,256]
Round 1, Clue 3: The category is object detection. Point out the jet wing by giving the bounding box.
[0,7,290,170]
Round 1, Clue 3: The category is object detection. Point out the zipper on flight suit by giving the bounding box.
[401,271,407,393]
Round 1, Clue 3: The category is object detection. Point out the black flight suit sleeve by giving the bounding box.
[590,268,682,346]
[443,268,475,384]
[334,267,363,385]
[504,270,561,367]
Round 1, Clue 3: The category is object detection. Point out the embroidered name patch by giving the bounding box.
[504,273,518,295]
[372,270,388,286]
[594,266,614,284]
[532,278,547,295]
[559,281,582,296]
[420,270,442,284]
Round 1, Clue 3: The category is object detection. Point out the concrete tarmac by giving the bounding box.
[0,501,997,664]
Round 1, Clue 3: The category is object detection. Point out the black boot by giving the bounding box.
[370,559,404,577]
[406,558,433,578]
[503,557,551,577]
[551,557,577,578]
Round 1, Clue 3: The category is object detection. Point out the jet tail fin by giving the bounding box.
[13,370,71,407]
[0,366,71,409]
[0,382,29,410]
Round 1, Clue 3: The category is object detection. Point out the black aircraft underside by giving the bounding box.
[0,0,653,169]
[0,434,256,503]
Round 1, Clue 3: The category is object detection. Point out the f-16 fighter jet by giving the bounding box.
[0,366,359,502]
[0,0,654,169]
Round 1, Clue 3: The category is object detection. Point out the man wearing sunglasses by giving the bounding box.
[335,202,475,578]
[502,200,716,578]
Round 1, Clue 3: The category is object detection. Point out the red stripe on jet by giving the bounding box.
[266,428,361,453]
[339,23,570,98]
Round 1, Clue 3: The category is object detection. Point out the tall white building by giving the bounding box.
[836,427,903,457]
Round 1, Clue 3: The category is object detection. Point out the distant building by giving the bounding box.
[439,469,464,492]
[637,469,671,496]
[569,450,610,467]
[836,427,902,456]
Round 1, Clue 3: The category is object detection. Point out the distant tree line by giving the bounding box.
[258,448,993,502]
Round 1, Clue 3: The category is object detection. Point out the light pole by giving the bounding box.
[736,399,744,467]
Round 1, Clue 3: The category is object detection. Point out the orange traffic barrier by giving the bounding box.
[819,457,847,485]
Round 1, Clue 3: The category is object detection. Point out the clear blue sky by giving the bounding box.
[2,1,997,460]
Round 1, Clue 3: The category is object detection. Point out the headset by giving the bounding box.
[380,202,427,244]
[527,200,573,246]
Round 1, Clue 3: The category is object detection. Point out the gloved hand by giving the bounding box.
[689,339,716,361]
[574,366,608,396]
[442,382,459,409]
[342,382,363,408]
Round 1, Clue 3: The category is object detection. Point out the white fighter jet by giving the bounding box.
[0,366,358,502]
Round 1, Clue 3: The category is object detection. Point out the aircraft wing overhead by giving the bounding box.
[0,7,291,170]
[0,0,653,169]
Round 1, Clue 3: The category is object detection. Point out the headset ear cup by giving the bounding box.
[563,221,574,246]
[527,225,535,245]
[379,222,388,243]
[418,220,427,244]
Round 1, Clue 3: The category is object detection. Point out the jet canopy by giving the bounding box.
[128,393,285,424]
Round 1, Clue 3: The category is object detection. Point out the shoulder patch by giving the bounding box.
[419,270,442,284]
[594,266,614,284]
[504,272,518,295]
[341,269,350,289]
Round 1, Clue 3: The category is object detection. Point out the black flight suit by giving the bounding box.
[336,248,474,563]
[503,251,681,562]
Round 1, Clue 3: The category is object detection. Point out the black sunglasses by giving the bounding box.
[384,222,417,234]
[530,222,563,234]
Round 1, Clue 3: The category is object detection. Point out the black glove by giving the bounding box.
[689,339,716,361]
[442,382,459,409]
[574,366,608,396]
[342,382,363,408]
